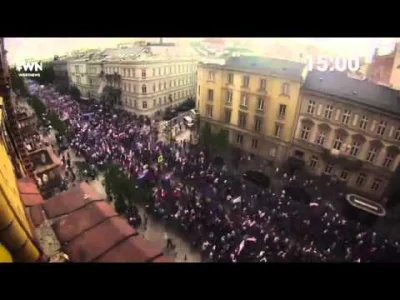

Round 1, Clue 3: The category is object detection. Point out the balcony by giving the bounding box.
[28,147,62,197]
[321,148,363,170]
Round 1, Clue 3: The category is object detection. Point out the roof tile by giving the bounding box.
[43,182,102,218]
[94,235,163,263]
[29,205,45,227]
[17,178,45,207]
[53,201,118,243]
[303,70,400,114]
[62,217,137,262]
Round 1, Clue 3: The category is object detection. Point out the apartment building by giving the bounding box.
[367,42,400,90]
[197,56,307,163]
[71,43,198,116]
[292,69,400,201]
[116,45,197,116]
[52,57,69,90]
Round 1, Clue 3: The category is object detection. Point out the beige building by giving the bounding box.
[72,43,198,116]
[292,69,400,201]
[197,56,307,163]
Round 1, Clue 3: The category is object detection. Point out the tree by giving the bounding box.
[69,85,81,101]
[34,61,55,85]
[9,67,28,96]
[214,129,230,152]
[199,122,213,147]
[104,164,151,215]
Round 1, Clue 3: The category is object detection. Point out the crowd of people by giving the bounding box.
[28,83,400,262]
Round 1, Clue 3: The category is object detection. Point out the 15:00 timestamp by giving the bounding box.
[307,55,360,72]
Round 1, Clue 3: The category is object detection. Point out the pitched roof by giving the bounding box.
[217,56,305,81]
[41,182,173,262]
[303,70,400,115]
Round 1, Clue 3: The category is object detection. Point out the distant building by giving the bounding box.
[197,56,307,164]
[293,70,400,202]
[367,42,400,90]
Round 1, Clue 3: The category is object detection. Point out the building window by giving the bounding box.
[142,85,147,94]
[251,138,258,149]
[123,83,127,91]
[300,125,310,140]
[142,69,146,79]
[240,94,248,107]
[340,169,349,181]
[279,104,286,119]
[359,115,368,130]
[242,76,250,88]
[159,98,162,106]
[274,124,282,137]
[208,89,214,101]
[377,120,387,135]
[228,73,234,84]
[366,147,378,163]
[143,101,147,109]
[226,91,233,104]
[169,81,172,88]
[206,105,213,118]
[238,112,247,128]
[356,173,366,187]
[307,100,316,114]
[208,71,215,81]
[383,153,394,168]
[236,134,244,145]
[309,155,318,169]
[153,99,156,107]
[371,178,382,191]
[349,141,361,156]
[133,85,136,93]
[259,79,267,91]
[224,109,232,123]
[134,100,137,107]
[254,117,262,133]
[76,76,81,84]
[394,127,400,141]
[316,131,326,146]
[75,65,79,73]
[333,135,343,151]
[257,98,265,110]
[153,84,156,92]
[324,164,333,174]
[173,93,176,100]
[164,82,167,90]
[281,83,290,96]
[152,68,156,76]
[164,96,167,104]
[342,110,351,125]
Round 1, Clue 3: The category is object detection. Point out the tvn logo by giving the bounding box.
[16,62,43,77]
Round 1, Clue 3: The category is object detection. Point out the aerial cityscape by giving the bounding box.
[1,37,400,263]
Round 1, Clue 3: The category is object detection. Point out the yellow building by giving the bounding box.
[0,96,41,262]
[197,56,307,163]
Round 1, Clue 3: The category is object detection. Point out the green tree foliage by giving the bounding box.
[69,85,81,101]
[199,123,230,152]
[31,61,55,85]
[27,96,67,135]
[9,67,28,96]
[104,164,151,215]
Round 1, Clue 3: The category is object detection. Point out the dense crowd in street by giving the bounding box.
[28,83,400,262]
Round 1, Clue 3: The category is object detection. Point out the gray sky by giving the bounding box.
[4,38,398,64]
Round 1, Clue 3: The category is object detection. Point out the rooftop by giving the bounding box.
[18,180,173,263]
[303,70,400,115]
[201,56,306,82]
